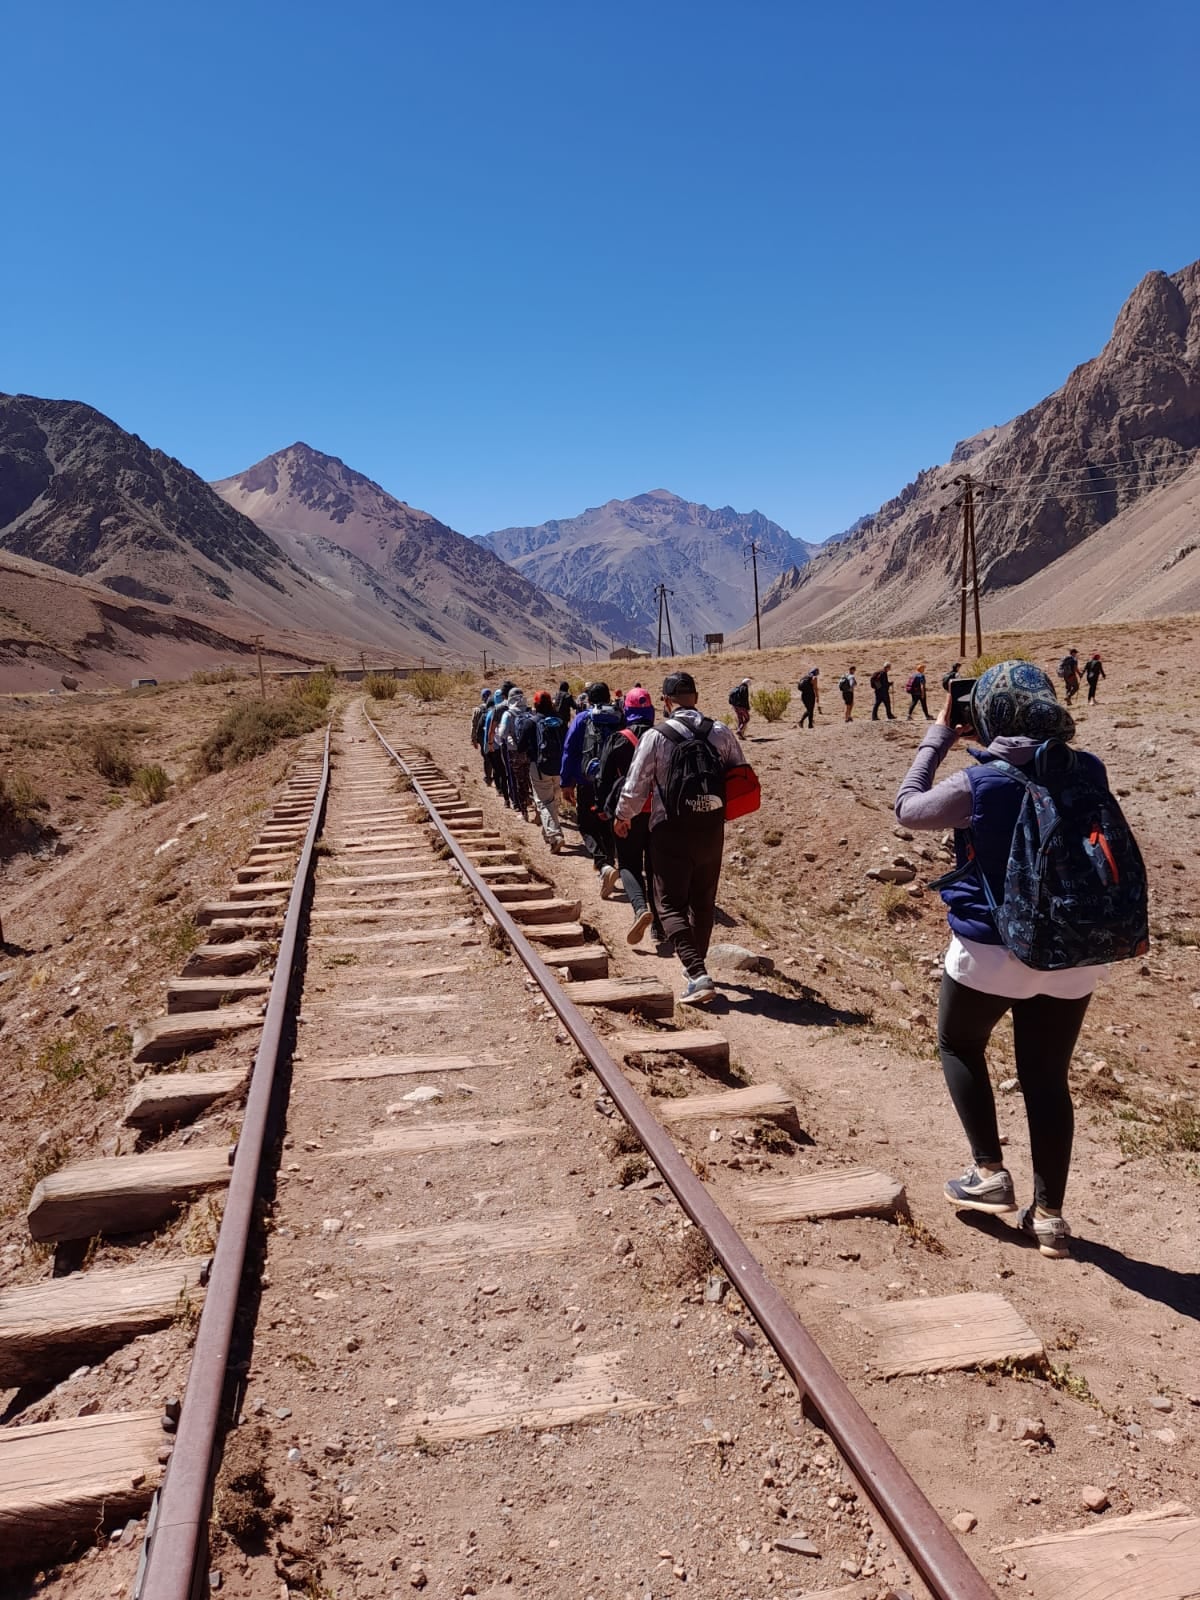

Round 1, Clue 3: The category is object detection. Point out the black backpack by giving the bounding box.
[595,726,642,817]
[580,708,620,783]
[534,713,564,774]
[657,716,725,821]
[728,683,749,709]
[870,670,884,691]
[510,709,538,758]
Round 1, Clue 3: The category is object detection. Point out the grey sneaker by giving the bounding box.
[549,835,563,854]
[1017,1205,1071,1259]
[679,974,717,1007]
[627,909,654,946]
[944,1165,1017,1214]
[599,865,620,900]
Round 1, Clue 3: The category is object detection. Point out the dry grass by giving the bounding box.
[750,686,791,722]
[89,729,135,784]
[0,770,49,830]
[132,763,171,804]
[364,673,399,700]
[198,701,323,771]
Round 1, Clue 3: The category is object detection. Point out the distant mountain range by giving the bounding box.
[0,396,601,688]
[479,490,816,649]
[213,444,600,661]
[741,258,1200,644]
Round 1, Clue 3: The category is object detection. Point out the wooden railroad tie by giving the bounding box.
[508,897,583,926]
[0,1410,166,1569]
[167,976,270,1013]
[741,1166,907,1224]
[612,1028,731,1068]
[846,1291,1044,1378]
[0,1258,206,1388]
[304,1050,510,1081]
[123,1069,246,1129]
[560,976,674,1019]
[27,1147,232,1244]
[132,1006,264,1063]
[181,940,270,978]
[196,899,284,925]
[658,1083,794,1124]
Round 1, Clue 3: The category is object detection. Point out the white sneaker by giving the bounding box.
[627,909,654,945]
[599,865,620,899]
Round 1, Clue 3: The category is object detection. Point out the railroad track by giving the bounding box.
[5,699,1180,1599]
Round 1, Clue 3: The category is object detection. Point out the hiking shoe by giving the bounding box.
[679,974,717,1007]
[1017,1205,1071,1259]
[943,1166,1017,1214]
[627,909,654,946]
[599,865,620,900]
[549,836,563,854]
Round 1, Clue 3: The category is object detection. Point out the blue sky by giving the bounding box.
[2,0,1197,543]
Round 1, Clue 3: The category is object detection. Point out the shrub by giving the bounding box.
[192,665,242,685]
[879,883,921,921]
[364,672,399,700]
[0,771,49,830]
[410,671,452,702]
[286,668,336,711]
[198,702,323,772]
[90,730,135,784]
[132,764,171,805]
[750,687,791,722]
[971,652,1018,676]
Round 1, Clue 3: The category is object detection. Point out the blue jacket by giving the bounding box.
[942,748,1107,943]
[560,705,622,787]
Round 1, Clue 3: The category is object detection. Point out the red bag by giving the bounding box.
[723,763,761,820]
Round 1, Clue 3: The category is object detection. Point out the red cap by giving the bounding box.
[624,686,653,712]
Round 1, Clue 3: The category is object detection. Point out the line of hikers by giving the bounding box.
[469,656,1147,1262]
[471,672,757,1006]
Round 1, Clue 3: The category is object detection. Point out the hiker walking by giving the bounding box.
[797,668,820,729]
[838,667,857,722]
[560,682,623,887]
[1084,653,1106,704]
[614,670,746,1006]
[481,689,510,803]
[529,691,566,852]
[905,663,930,720]
[1058,648,1081,705]
[554,680,577,722]
[470,688,492,784]
[895,660,1148,1260]
[728,677,752,736]
[595,686,664,945]
[497,688,535,819]
[870,663,896,720]
[941,662,962,693]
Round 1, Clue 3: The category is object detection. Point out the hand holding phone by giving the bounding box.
[947,676,976,729]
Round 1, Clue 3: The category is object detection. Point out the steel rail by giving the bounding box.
[365,708,995,1600]
[138,727,332,1600]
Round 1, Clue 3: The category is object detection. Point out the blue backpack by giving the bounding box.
[962,741,1149,970]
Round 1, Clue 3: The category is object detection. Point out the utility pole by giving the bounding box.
[252,634,265,699]
[547,630,552,670]
[950,475,996,660]
[654,583,675,657]
[688,631,696,655]
[745,541,763,650]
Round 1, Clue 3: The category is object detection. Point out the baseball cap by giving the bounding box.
[624,686,653,712]
[662,671,697,697]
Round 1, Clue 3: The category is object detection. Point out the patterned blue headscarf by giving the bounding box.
[971,660,1075,746]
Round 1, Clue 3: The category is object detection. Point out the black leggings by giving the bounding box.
[799,698,815,728]
[616,812,655,919]
[937,974,1090,1211]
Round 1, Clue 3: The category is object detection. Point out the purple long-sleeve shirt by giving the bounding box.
[894,726,1041,830]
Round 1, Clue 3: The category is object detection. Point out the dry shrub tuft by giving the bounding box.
[750,686,791,722]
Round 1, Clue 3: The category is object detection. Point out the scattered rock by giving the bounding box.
[868,865,916,885]
[704,1275,728,1303]
[708,943,775,975]
[322,1218,344,1235]
[986,1413,1003,1434]
[773,1536,820,1557]
[153,837,179,857]
[1015,1418,1046,1442]
[952,1511,978,1534]
[613,1235,633,1257]
[1149,1394,1173,1413]
[1080,1486,1109,1512]
[401,1085,443,1103]
[999,1077,1019,1093]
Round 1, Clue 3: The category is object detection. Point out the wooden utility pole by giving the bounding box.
[745,541,763,650]
[252,635,265,699]
[950,475,994,661]
[654,583,675,657]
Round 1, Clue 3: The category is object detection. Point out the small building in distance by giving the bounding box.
[704,633,724,654]
[610,646,652,662]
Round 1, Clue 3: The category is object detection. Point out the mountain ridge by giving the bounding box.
[480,489,815,647]
[742,258,1200,644]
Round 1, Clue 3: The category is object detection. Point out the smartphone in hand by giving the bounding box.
[949,677,977,726]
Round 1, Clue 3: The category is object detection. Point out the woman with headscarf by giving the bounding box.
[894,661,1105,1260]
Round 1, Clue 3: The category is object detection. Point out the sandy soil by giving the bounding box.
[3,615,1197,1600]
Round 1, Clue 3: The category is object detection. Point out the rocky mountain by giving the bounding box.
[480,490,815,649]
[214,445,601,661]
[744,259,1200,644]
[0,392,298,609]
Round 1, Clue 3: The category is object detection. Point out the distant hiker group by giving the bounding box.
[471,671,759,1005]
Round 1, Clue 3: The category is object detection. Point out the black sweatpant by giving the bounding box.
[871,689,895,720]
[937,973,1090,1211]
[650,818,724,979]
[616,812,655,920]
[799,696,816,728]
[576,783,613,871]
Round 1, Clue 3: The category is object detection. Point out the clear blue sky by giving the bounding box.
[2,1,1197,543]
